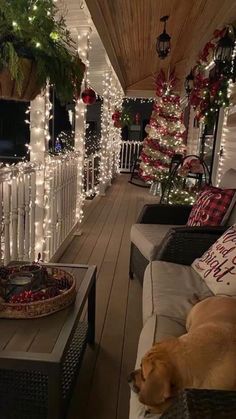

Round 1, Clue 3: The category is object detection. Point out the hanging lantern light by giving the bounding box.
[156,15,171,59]
[184,69,194,95]
[214,27,234,65]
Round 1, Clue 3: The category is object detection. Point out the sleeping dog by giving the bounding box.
[128,296,236,415]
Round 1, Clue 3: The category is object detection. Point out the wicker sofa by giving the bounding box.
[129,226,236,419]
[129,168,236,282]
[129,168,236,419]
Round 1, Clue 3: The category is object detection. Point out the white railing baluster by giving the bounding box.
[121,142,125,171]
[24,174,30,260]
[124,143,128,169]
[30,172,36,260]
[18,175,25,261]
[128,142,132,169]
[11,176,18,260]
[57,162,63,247]
[3,181,11,264]
[91,156,95,191]
[119,141,144,172]
[0,183,3,262]
[0,182,4,263]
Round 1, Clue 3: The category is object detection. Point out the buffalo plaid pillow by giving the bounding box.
[187,185,236,226]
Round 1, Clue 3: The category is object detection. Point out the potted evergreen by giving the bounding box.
[0,0,85,102]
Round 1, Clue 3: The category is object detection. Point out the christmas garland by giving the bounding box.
[189,27,235,126]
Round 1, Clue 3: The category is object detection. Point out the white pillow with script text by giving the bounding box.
[191,225,236,295]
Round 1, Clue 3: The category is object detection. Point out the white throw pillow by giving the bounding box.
[191,224,236,295]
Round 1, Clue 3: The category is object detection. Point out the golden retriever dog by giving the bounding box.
[128,296,236,415]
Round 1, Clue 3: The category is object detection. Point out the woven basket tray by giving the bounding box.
[0,268,76,319]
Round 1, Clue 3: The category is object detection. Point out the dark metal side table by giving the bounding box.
[0,263,96,419]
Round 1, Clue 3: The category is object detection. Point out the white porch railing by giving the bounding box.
[43,152,81,260]
[84,153,101,197]
[119,141,143,172]
[0,149,104,264]
[0,163,38,264]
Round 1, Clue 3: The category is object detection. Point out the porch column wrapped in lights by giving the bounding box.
[99,71,111,195]
[75,27,91,219]
[30,88,48,260]
[108,75,123,178]
[99,69,124,195]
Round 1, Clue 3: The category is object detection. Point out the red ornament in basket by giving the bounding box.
[81,87,96,105]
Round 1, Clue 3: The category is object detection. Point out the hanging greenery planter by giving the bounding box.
[0,0,85,102]
[0,57,41,101]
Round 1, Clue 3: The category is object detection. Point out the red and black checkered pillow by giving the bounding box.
[187,185,236,226]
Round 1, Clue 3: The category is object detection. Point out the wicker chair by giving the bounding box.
[129,203,193,282]
[129,168,236,283]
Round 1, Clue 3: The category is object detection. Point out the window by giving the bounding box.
[0,99,30,162]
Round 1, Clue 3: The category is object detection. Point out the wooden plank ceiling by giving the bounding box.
[86,0,236,95]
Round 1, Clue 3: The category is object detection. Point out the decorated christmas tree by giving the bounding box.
[139,70,186,183]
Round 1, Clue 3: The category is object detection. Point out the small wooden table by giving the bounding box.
[0,263,96,419]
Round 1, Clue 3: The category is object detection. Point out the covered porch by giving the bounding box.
[0,1,236,418]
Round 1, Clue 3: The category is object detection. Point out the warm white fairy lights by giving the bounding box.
[74,98,86,221]
[216,39,236,185]
[74,27,92,219]
[27,82,84,261]
[123,97,154,104]
[99,69,124,194]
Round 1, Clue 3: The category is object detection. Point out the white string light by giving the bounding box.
[123,97,154,103]
[216,39,236,185]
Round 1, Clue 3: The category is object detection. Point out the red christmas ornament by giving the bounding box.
[81,88,96,105]
[112,111,121,121]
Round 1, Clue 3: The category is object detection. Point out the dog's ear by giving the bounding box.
[139,362,173,407]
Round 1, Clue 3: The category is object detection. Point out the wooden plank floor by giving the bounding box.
[59,174,158,419]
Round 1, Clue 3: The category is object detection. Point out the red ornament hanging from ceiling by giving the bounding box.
[81,87,96,105]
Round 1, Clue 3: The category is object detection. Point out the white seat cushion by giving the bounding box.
[130,224,178,261]
[129,314,186,419]
[143,261,213,324]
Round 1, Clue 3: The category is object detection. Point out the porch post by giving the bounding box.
[99,70,111,195]
[75,27,91,221]
[211,107,225,186]
[74,98,86,221]
[30,91,47,260]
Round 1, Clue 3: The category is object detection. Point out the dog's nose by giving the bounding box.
[127,371,135,383]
